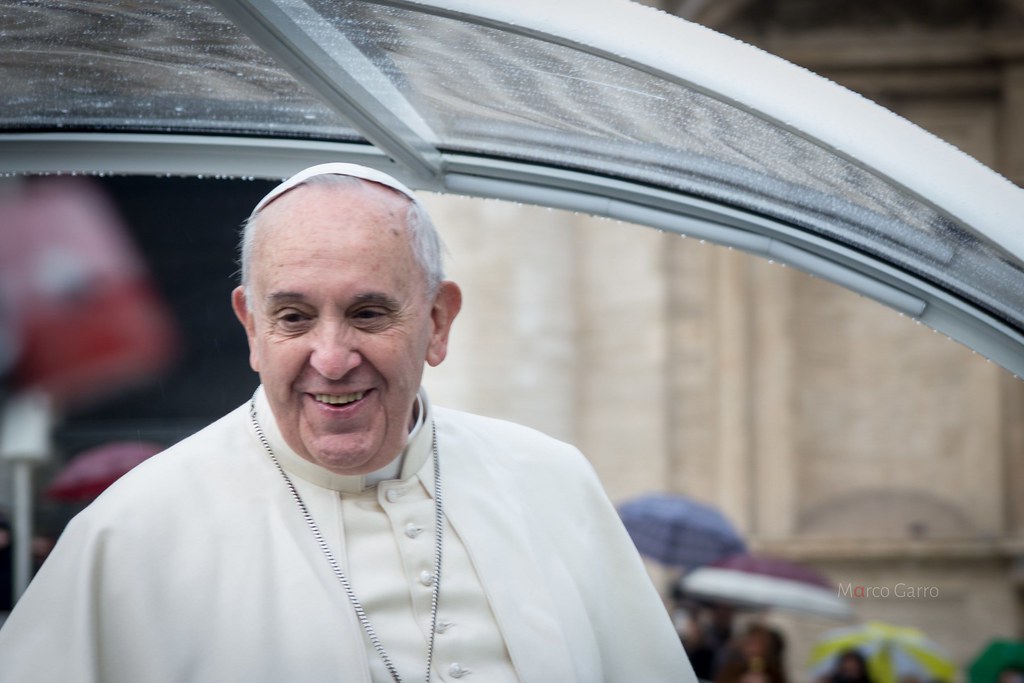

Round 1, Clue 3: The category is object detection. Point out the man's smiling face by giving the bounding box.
[232,180,460,475]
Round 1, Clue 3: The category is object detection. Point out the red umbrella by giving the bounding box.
[45,441,164,501]
[712,553,835,588]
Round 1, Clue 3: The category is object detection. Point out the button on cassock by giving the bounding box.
[448,662,470,678]
[418,570,435,586]
[404,523,423,538]
[385,488,405,503]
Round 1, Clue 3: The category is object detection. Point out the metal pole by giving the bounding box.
[0,391,52,605]
[11,460,32,599]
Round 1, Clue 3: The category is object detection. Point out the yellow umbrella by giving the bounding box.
[808,621,956,683]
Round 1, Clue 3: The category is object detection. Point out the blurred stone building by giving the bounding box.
[422,0,1024,677]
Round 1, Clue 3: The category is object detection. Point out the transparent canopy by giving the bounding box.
[2,0,1023,374]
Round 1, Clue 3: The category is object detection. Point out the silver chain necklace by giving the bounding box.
[249,396,444,683]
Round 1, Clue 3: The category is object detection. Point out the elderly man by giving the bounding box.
[0,164,695,682]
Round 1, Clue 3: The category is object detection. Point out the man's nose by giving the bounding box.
[309,323,361,380]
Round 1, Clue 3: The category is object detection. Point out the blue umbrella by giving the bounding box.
[618,493,746,568]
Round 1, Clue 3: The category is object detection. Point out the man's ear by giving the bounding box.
[231,285,260,372]
[426,281,462,367]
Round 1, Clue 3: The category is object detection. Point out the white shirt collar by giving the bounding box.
[253,385,433,493]
[364,393,424,487]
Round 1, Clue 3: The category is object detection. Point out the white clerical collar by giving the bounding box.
[364,393,424,486]
[252,385,433,494]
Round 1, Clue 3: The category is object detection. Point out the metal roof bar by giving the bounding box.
[209,0,444,186]
[0,133,395,179]
[2,131,1020,377]
[440,164,1024,378]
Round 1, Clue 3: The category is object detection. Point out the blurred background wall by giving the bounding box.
[429,0,1024,674]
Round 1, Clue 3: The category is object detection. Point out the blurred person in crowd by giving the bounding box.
[672,586,736,681]
[824,649,874,683]
[0,163,696,683]
[0,516,56,612]
[715,622,788,683]
[998,667,1024,683]
[0,519,11,613]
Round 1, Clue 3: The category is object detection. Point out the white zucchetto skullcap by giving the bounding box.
[252,162,420,215]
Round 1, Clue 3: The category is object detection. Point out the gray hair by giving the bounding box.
[238,174,445,297]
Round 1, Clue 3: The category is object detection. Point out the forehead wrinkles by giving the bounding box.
[250,183,414,278]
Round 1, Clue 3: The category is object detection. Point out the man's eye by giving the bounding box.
[352,308,393,328]
[354,309,383,319]
[275,310,311,330]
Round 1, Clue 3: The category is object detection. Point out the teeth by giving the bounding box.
[315,391,365,405]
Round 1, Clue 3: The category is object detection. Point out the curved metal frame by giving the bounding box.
[2,0,1022,374]
[4,130,1021,377]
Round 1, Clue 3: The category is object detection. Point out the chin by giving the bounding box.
[306,438,383,475]
[310,450,375,475]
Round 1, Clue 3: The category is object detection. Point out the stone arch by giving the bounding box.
[796,489,977,540]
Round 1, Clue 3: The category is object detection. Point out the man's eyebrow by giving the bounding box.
[352,292,401,308]
[266,291,307,305]
[264,291,402,308]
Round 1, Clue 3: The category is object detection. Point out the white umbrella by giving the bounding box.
[680,555,854,621]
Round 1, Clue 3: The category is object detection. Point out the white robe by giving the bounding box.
[0,389,695,682]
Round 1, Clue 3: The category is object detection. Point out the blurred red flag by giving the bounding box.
[0,177,179,408]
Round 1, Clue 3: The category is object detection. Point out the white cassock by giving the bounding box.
[0,387,696,683]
